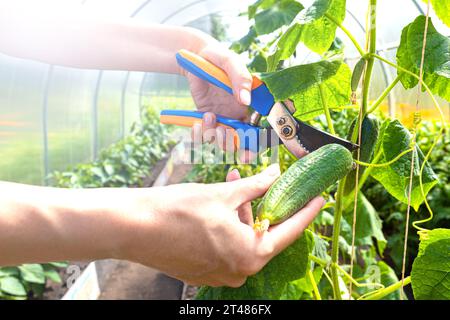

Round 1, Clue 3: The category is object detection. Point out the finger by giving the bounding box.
[225,164,280,207]
[200,46,252,105]
[268,197,326,257]
[238,149,258,164]
[202,112,217,144]
[226,169,254,226]
[190,122,203,145]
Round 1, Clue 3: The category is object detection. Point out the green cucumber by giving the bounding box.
[343,114,380,195]
[257,144,354,226]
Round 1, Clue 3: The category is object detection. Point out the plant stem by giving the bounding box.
[359,276,411,300]
[309,254,329,266]
[343,149,382,211]
[330,180,346,300]
[307,269,322,300]
[319,83,335,134]
[367,75,401,114]
[325,13,366,56]
[361,0,377,115]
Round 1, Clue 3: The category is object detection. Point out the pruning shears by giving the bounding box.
[159,49,358,157]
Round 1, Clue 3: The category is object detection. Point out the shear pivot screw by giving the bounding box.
[277,117,287,126]
[281,125,294,138]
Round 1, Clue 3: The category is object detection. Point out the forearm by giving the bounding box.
[0,3,216,74]
[0,182,134,266]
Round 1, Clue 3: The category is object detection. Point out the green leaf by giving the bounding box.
[18,264,46,284]
[377,261,403,300]
[47,261,68,268]
[430,0,450,27]
[298,0,346,54]
[371,119,438,211]
[248,53,268,73]
[411,234,450,299]
[343,193,387,254]
[267,0,346,67]
[248,0,278,19]
[281,267,323,300]
[0,267,20,277]
[196,230,314,300]
[254,0,304,35]
[230,27,257,53]
[43,266,62,283]
[0,276,27,297]
[417,228,450,256]
[260,60,342,101]
[397,16,450,101]
[292,62,351,121]
[267,23,303,71]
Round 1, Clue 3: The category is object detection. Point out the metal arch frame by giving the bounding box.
[137,0,209,113]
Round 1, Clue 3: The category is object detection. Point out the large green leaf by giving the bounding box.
[280,266,323,300]
[18,264,46,284]
[254,0,304,35]
[260,60,342,101]
[397,15,450,101]
[292,62,351,121]
[267,0,346,67]
[298,0,346,54]
[430,0,450,27]
[411,229,450,299]
[417,228,450,256]
[343,193,387,254]
[196,230,314,300]
[0,276,27,297]
[370,120,438,211]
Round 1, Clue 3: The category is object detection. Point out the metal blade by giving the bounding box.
[266,101,358,157]
[296,120,359,153]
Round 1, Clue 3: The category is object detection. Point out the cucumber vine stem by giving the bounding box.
[319,83,336,134]
[325,13,366,56]
[330,180,345,300]
[307,269,322,300]
[358,276,411,300]
[362,0,377,115]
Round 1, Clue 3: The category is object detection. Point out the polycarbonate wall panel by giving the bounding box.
[46,67,98,174]
[123,72,145,133]
[0,56,47,184]
[97,70,126,150]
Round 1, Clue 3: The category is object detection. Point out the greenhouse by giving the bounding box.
[0,0,449,303]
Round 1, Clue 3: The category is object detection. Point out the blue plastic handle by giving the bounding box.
[160,110,260,152]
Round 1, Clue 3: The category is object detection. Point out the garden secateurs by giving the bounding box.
[159,49,358,158]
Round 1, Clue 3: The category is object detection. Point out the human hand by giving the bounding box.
[184,42,256,159]
[118,164,325,287]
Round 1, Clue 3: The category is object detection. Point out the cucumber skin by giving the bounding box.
[343,115,380,195]
[257,144,354,225]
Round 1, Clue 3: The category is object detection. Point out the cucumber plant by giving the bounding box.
[196,0,450,300]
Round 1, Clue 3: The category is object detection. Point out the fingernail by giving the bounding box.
[321,198,327,207]
[265,163,280,177]
[204,113,214,126]
[240,89,251,105]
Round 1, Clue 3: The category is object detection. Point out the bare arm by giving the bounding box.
[0,1,214,74]
[0,167,324,287]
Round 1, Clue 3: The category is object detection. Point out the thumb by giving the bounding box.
[225,164,281,207]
